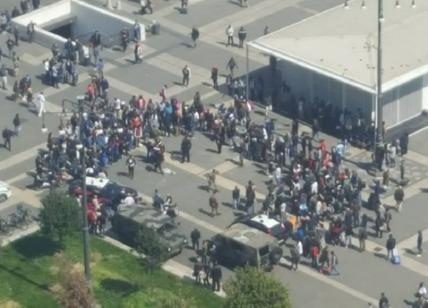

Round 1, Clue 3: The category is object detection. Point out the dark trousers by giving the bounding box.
[216,142,222,153]
[212,278,220,291]
[128,166,134,179]
[182,150,190,162]
[3,138,10,151]
[192,239,199,250]
[227,36,234,46]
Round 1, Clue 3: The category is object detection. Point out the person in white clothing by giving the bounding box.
[36,91,46,117]
[226,25,234,46]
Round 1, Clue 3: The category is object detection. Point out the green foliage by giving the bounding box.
[223,266,292,308]
[39,191,80,242]
[134,227,168,268]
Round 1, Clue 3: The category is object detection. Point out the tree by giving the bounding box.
[223,266,292,308]
[134,227,168,272]
[39,191,80,242]
[51,253,94,308]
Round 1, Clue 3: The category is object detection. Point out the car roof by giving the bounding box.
[86,177,110,189]
[116,205,173,229]
[250,214,280,229]
[219,223,277,249]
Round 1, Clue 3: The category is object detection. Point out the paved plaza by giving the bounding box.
[1,0,428,307]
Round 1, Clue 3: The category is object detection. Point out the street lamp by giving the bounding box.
[344,0,415,160]
[61,96,91,282]
[77,95,91,284]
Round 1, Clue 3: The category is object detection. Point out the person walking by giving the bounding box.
[225,25,234,47]
[191,26,199,48]
[211,262,222,292]
[417,230,423,257]
[245,180,256,215]
[211,66,219,89]
[36,91,46,117]
[358,226,367,252]
[384,208,392,232]
[190,228,201,251]
[182,64,191,86]
[215,133,222,153]
[13,26,19,46]
[378,292,390,308]
[232,186,240,209]
[209,191,219,216]
[238,26,247,48]
[13,113,20,136]
[386,234,396,261]
[394,185,404,212]
[2,127,11,151]
[6,36,14,58]
[126,154,136,179]
[181,134,192,163]
[207,169,217,192]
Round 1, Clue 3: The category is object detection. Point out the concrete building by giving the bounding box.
[248,1,428,130]
[12,0,145,49]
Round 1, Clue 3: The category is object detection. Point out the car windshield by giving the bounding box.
[102,183,122,195]
[157,222,175,234]
[270,223,283,237]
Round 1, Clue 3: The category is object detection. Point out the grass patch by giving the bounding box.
[0,233,224,307]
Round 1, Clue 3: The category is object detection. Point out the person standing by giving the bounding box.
[2,127,11,151]
[232,186,240,210]
[133,20,141,41]
[134,42,143,64]
[238,26,247,48]
[394,185,404,212]
[13,113,20,136]
[378,292,390,308]
[27,21,35,43]
[215,133,222,153]
[182,65,191,86]
[190,228,201,251]
[6,36,14,58]
[386,234,396,261]
[209,191,219,216]
[191,26,199,48]
[211,66,218,89]
[36,91,45,117]
[13,26,19,46]
[329,251,339,275]
[211,262,222,292]
[417,230,423,257]
[290,243,300,271]
[0,64,7,90]
[226,57,238,78]
[126,154,136,179]
[245,180,256,215]
[32,0,40,9]
[225,25,234,47]
[181,134,192,163]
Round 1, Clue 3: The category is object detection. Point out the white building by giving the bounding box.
[248,1,428,130]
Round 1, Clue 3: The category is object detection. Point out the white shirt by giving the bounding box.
[36,93,45,105]
[226,26,234,36]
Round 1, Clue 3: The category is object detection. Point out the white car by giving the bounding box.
[0,181,12,203]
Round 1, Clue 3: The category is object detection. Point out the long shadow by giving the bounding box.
[199,208,215,217]
[12,234,62,259]
[205,148,218,154]
[404,248,416,255]
[100,278,139,298]
[0,263,49,291]
[403,299,416,307]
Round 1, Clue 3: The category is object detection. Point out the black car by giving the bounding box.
[69,179,138,210]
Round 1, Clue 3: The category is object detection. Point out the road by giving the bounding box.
[0,0,428,307]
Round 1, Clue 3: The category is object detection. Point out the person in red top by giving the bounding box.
[86,83,95,101]
[319,139,327,157]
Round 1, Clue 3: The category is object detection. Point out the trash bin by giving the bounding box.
[151,23,160,35]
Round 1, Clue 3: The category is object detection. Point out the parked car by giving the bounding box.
[111,206,187,258]
[0,181,12,203]
[211,223,283,269]
[69,177,138,210]
[230,214,293,243]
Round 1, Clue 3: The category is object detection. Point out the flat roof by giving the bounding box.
[249,1,428,93]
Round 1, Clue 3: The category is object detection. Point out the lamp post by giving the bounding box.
[78,96,91,283]
[344,0,416,154]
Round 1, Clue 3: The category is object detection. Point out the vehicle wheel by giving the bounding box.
[269,246,283,265]
[0,194,7,203]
